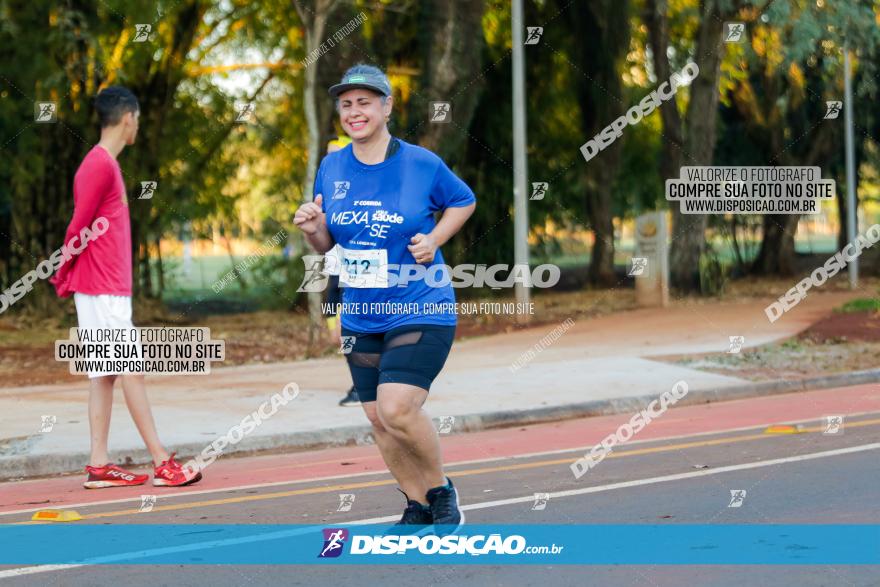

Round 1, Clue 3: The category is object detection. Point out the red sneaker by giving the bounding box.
[83,463,148,489]
[153,453,202,487]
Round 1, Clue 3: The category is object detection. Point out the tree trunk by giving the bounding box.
[155,235,165,296]
[836,191,848,250]
[586,174,616,284]
[295,0,341,356]
[751,120,840,275]
[410,0,486,165]
[667,1,728,292]
[647,0,737,293]
[752,214,799,275]
[565,0,630,286]
[645,0,684,184]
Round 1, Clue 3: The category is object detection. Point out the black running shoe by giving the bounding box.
[338,387,360,407]
[392,491,433,535]
[395,500,433,526]
[426,477,464,535]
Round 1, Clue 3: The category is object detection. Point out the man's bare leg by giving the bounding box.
[121,374,170,465]
[88,375,116,466]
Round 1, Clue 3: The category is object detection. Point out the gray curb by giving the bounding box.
[2,368,879,481]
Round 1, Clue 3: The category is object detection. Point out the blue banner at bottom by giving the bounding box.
[1,524,878,565]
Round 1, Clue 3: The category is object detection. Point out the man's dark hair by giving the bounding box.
[95,86,139,128]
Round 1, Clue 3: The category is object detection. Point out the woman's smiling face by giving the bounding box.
[337,88,392,141]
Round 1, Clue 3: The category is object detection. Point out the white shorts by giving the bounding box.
[73,293,134,379]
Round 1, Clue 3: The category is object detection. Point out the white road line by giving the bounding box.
[3,411,872,518]
[460,442,880,511]
[0,564,82,579]
[1,441,877,579]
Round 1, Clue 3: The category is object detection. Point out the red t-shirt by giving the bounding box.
[53,146,132,297]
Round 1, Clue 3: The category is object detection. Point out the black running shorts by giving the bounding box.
[340,324,455,402]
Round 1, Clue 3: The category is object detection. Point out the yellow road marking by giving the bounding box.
[252,455,380,473]
[12,417,880,525]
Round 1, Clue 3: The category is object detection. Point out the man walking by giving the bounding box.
[52,86,201,489]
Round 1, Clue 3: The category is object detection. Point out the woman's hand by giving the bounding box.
[407,232,438,264]
[293,194,325,236]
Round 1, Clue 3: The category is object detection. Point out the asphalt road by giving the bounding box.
[1,384,878,586]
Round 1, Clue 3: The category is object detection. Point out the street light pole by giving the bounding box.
[843,42,858,289]
[511,0,531,322]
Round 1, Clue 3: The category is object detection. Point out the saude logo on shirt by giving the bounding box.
[372,210,403,224]
[330,208,406,240]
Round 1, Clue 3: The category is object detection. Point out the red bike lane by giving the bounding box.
[0,382,877,518]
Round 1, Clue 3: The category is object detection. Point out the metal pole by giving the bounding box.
[843,42,858,288]
[511,0,531,321]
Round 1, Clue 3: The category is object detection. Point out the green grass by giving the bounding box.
[838,298,880,313]
[158,255,289,291]
[157,232,849,301]
[160,255,252,292]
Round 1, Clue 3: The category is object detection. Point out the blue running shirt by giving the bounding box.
[316,139,476,333]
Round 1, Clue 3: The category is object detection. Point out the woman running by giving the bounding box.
[294,64,475,532]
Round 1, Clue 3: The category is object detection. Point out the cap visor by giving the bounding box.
[328,83,387,98]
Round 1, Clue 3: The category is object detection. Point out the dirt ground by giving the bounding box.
[669,308,880,381]
[0,288,639,387]
[2,277,876,387]
[800,308,880,343]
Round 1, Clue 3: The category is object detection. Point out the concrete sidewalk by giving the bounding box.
[0,290,872,479]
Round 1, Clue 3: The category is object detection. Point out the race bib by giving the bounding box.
[339,247,389,288]
[323,245,342,276]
